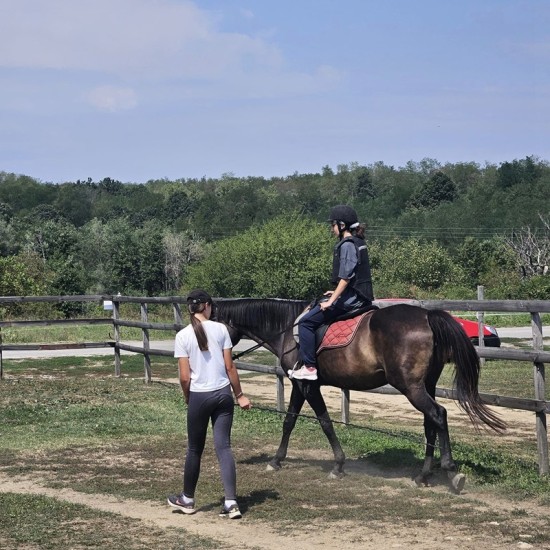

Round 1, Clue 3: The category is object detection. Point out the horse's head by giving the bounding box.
[212,297,307,352]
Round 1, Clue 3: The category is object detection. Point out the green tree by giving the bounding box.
[0,173,56,215]
[162,230,204,292]
[78,218,136,294]
[22,220,80,263]
[496,156,543,189]
[134,221,166,295]
[186,215,333,299]
[0,252,52,317]
[373,238,465,295]
[0,219,18,256]
[354,166,375,199]
[54,184,94,226]
[0,253,48,296]
[455,237,509,283]
[409,171,458,209]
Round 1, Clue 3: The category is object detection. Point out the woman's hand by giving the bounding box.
[237,394,252,410]
[319,290,334,310]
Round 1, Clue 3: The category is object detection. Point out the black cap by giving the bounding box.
[186,289,212,304]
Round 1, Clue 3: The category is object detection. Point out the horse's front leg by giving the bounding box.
[267,383,305,471]
[304,382,346,479]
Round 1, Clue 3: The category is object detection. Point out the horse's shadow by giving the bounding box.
[243,450,456,490]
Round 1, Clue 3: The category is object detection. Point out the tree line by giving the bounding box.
[0,156,549,317]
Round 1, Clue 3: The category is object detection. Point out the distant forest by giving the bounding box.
[1,156,549,316]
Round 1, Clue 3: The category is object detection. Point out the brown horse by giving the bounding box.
[215,298,505,493]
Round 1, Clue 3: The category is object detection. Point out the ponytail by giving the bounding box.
[352,223,366,239]
[188,303,209,351]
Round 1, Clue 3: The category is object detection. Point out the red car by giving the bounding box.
[374,299,501,347]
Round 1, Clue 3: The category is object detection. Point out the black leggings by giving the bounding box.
[183,385,236,500]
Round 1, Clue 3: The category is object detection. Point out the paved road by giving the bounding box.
[2,326,548,360]
[1,339,262,360]
[496,326,549,338]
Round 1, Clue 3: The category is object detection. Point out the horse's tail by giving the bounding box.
[427,309,506,433]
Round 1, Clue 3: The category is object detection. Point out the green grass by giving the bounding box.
[0,493,218,550]
[1,323,175,344]
[1,358,549,548]
[1,360,549,497]
[438,359,538,399]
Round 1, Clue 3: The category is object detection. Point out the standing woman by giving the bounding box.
[168,289,252,519]
[290,205,374,381]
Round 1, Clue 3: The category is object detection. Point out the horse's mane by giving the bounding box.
[215,298,308,333]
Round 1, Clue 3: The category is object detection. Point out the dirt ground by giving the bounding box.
[2,374,549,550]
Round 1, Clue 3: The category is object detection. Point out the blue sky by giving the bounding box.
[1,0,548,183]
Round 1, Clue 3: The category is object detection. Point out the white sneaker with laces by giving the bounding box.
[288,365,318,380]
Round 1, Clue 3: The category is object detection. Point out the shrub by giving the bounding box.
[185,215,334,299]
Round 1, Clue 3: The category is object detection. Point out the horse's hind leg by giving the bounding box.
[304,383,346,478]
[406,388,465,493]
[414,378,439,487]
[268,384,306,471]
[415,419,437,487]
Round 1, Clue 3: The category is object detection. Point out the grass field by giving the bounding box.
[1,355,549,548]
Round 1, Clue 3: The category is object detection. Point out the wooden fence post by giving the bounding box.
[276,358,285,412]
[173,303,183,330]
[477,285,485,366]
[532,312,548,475]
[141,301,152,383]
[113,299,121,377]
[341,389,350,425]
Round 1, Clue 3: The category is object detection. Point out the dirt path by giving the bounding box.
[1,472,545,550]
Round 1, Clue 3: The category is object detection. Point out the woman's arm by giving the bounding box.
[223,348,252,410]
[320,278,349,309]
[178,357,191,404]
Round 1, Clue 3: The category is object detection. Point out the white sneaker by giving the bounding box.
[288,365,318,380]
[219,503,242,519]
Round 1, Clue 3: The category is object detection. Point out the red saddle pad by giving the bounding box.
[317,312,371,353]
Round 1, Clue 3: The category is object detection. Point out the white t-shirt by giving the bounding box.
[174,320,233,392]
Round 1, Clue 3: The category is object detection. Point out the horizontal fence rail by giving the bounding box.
[0,293,548,474]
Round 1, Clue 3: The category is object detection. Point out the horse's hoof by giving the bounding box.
[448,472,466,494]
[266,462,281,472]
[328,470,345,480]
[414,474,430,487]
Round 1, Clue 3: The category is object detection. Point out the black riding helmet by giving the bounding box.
[328,205,359,227]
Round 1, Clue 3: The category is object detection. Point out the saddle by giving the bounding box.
[293,303,378,353]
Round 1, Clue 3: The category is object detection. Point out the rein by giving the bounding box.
[229,319,299,361]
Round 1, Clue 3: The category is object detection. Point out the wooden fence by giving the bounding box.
[0,294,548,475]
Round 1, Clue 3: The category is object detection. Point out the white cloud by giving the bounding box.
[0,0,280,77]
[86,85,138,112]
[0,0,342,97]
